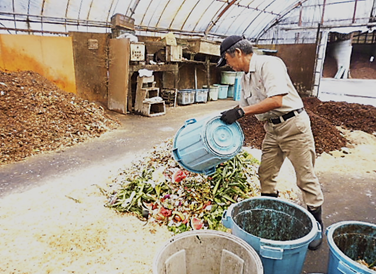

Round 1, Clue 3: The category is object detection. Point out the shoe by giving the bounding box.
[308,206,323,250]
[261,191,279,198]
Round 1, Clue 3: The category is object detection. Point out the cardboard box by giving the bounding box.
[166,45,182,62]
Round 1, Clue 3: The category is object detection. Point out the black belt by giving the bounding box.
[269,108,304,124]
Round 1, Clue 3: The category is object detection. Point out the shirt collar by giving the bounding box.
[248,53,257,73]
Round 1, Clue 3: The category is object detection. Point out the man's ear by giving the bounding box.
[235,48,242,57]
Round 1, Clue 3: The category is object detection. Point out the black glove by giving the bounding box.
[220,107,245,124]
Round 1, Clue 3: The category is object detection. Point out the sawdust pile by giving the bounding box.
[0,70,119,165]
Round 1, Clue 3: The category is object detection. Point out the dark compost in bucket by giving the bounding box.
[232,199,313,241]
[332,223,376,266]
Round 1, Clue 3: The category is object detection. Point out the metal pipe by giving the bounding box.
[204,0,236,37]
[352,0,359,23]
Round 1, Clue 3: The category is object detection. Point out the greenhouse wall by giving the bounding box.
[0,34,76,94]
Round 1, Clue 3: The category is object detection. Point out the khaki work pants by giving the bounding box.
[258,110,324,208]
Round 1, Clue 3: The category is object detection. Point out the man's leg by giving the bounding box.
[258,124,285,196]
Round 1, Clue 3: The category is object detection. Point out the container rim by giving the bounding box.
[226,197,319,247]
[326,220,376,274]
[152,229,264,274]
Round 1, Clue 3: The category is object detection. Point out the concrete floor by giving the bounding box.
[1,98,375,274]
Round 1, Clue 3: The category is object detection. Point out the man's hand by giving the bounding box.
[220,107,245,124]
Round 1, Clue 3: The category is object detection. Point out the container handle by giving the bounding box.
[203,167,216,175]
[184,118,196,126]
[221,210,232,229]
[172,148,181,162]
[312,221,323,242]
[259,242,284,260]
[337,261,358,274]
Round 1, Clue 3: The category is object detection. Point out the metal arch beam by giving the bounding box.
[180,0,200,31]
[140,0,154,26]
[87,0,95,20]
[192,0,216,33]
[231,1,265,35]
[204,0,237,37]
[156,0,171,28]
[241,0,279,36]
[168,0,188,30]
[105,0,117,22]
[128,0,142,17]
[254,0,309,42]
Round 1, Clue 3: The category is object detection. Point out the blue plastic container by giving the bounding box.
[233,77,241,101]
[218,85,229,99]
[178,89,195,105]
[222,197,320,274]
[227,85,234,98]
[172,115,244,175]
[195,89,208,103]
[326,221,376,274]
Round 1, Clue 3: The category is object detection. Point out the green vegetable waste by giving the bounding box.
[103,138,261,234]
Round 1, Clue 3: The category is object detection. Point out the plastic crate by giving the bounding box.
[195,89,208,103]
[178,89,195,105]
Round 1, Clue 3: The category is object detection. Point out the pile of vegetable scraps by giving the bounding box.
[104,138,261,234]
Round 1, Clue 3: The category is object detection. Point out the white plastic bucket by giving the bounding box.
[153,230,264,274]
[221,71,237,85]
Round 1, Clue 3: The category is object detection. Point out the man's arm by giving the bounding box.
[242,94,284,116]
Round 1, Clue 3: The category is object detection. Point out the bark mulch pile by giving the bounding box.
[0,70,120,165]
[239,96,376,155]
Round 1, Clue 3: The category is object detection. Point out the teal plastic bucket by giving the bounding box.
[227,85,234,98]
[221,71,237,85]
[326,221,376,274]
[172,115,244,175]
[222,197,319,274]
[233,78,241,101]
[218,85,229,99]
[153,230,264,274]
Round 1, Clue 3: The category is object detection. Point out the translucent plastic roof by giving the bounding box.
[0,0,375,41]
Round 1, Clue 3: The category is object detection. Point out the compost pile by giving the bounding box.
[239,97,376,155]
[0,70,119,165]
[104,139,266,234]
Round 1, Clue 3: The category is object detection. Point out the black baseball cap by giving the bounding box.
[217,35,245,67]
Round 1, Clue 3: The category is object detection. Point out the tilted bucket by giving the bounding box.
[172,115,244,175]
[153,230,264,274]
[222,197,319,274]
[326,221,376,274]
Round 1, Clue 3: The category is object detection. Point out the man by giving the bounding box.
[218,35,324,250]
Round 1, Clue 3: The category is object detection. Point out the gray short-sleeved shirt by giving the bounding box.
[240,54,304,121]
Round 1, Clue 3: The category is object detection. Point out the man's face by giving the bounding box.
[225,51,243,71]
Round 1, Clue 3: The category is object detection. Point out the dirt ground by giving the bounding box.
[1,68,376,273]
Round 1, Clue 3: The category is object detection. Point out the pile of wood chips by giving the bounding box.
[0,70,119,165]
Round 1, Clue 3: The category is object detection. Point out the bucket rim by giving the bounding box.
[152,229,264,274]
[326,220,376,274]
[226,197,319,247]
